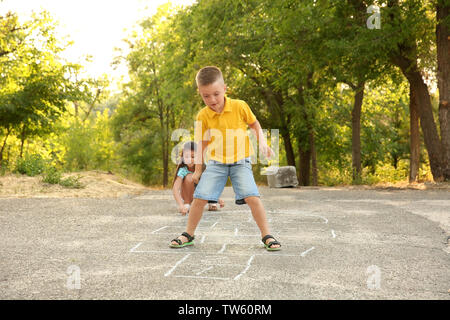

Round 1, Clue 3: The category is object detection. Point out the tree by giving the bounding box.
[383,0,445,181]
[0,11,81,164]
[113,4,196,186]
[409,85,420,182]
[436,0,450,179]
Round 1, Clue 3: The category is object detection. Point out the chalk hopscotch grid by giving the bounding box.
[129,209,336,281]
[149,210,330,234]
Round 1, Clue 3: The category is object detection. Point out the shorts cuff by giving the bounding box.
[236,193,260,200]
[194,194,219,202]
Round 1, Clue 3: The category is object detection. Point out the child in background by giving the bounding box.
[172,141,224,215]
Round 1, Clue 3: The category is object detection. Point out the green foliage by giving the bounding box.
[61,108,117,172]
[62,122,95,170]
[0,10,94,174]
[14,154,47,176]
[110,98,162,184]
[42,166,62,184]
[42,167,85,188]
[0,161,8,176]
[364,160,410,184]
[58,175,84,189]
[2,1,443,186]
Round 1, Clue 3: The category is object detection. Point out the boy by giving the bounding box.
[170,66,281,251]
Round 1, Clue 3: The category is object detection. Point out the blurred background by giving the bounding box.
[0,0,448,187]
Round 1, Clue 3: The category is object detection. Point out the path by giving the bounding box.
[0,187,449,299]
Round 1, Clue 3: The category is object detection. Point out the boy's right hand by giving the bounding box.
[259,143,275,159]
[178,205,189,215]
[192,171,202,184]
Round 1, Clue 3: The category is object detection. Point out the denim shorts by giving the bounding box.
[193,157,260,202]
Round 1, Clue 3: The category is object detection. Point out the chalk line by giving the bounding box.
[234,255,255,280]
[218,244,227,254]
[196,266,214,275]
[129,242,143,252]
[300,247,315,257]
[211,222,219,229]
[164,253,191,277]
[132,249,306,257]
[175,275,230,280]
[151,226,168,234]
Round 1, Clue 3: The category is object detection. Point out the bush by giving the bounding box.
[0,160,9,176]
[42,166,62,184]
[59,175,84,189]
[15,154,47,176]
[366,160,409,183]
[42,167,85,189]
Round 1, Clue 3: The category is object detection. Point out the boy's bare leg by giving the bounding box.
[171,198,208,245]
[245,196,281,248]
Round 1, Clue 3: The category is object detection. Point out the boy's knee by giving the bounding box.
[244,196,260,206]
[193,198,208,205]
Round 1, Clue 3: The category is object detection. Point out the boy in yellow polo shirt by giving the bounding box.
[170,66,281,251]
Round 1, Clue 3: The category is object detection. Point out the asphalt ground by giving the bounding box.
[0,186,449,300]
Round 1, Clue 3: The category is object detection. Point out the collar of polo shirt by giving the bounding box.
[205,95,232,118]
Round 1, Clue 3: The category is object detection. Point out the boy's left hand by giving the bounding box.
[259,143,274,158]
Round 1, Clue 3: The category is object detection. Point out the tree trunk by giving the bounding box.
[386,0,444,182]
[437,0,450,180]
[408,70,444,181]
[296,73,316,186]
[157,104,169,188]
[392,55,444,181]
[351,82,365,183]
[162,108,170,188]
[310,130,318,186]
[19,126,26,158]
[298,141,311,186]
[162,140,168,187]
[276,92,296,168]
[280,130,295,168]
[74,102,79,119]
[409,85,420,182]
[0,127,11,167]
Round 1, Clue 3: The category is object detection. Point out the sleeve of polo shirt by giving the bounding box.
[240,101,257,125]
[194,111,209,142]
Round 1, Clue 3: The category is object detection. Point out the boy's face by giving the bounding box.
[198,80,227,112]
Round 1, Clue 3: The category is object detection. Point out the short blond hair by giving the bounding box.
[195,66,224,87]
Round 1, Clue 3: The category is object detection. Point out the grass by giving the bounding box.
[58,175,84,189]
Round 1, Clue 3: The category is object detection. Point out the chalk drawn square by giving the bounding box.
[171,254,255,281]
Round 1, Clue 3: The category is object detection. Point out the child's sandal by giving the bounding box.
[262,234,281,251]
[170,232,195,248]
[208,203,218,211]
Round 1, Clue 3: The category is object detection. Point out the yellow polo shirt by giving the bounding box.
[195,96,257,164]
